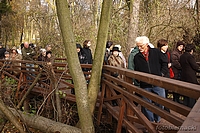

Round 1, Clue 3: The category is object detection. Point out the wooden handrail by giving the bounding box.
[1,59,200,133]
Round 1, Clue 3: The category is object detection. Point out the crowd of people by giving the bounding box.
[105,36,199,123]
[0,41,53,77]
[0,37,199,123]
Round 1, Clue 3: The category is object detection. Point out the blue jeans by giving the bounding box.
[26,63,35,80]
[141,86,165,122]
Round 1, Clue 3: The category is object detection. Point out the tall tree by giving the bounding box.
[0,0,12,41]
[126,0,141,56]
[55,0,94,133]
[87,0,113,114]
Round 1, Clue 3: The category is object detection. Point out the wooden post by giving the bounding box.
[97,82,106,125]
[15,72,23,99]
[125,76,135,119]
[116,97,125,133]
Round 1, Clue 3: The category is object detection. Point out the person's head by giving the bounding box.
[176,41,185,52]
[135,36,150,52]
[40,48,46,56]
[11,46,18,54]
[157,39,168,53]
[24,42,29,48]
[76,43,82,53]
[106,41,113,49]
[4,51,10,59]
[0,42,3,48]
[114,44,121,51]
[83,40,91,48]
[46,51,52,58]
[111,47,121,57]
[185,44,195,54]
[21,43,24,49]
[46,44,52,51]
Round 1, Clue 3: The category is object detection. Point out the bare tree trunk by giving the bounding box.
[55,0,94,133]
[17,71,42,109]
[88,0,113,114]
[0,100,26,133]
[126,0,141,57]
[0,107,81,133]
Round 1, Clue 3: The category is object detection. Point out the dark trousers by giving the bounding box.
[183,96,196,108]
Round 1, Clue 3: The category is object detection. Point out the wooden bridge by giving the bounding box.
[0,59,200,133]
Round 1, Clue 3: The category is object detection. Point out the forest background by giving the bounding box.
[0,0,200,60]
[0,0,200,133]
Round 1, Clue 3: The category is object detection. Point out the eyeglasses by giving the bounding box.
[137,43,147,49]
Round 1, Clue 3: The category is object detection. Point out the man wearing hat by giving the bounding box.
[0,42,6,59]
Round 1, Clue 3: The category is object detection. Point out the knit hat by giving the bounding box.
[76,43,82,49]
[12,46,17,50]
[176,41,185,48]
[4,51,9,54]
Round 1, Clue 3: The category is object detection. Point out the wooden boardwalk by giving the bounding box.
[0,59,200,133]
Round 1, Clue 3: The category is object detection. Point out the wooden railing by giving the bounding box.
[0,59,200,133]
[97,65,200,133]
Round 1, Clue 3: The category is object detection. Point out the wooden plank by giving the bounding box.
[178,98,200,133]
[97,83,106,125]
[103,65,200,99]
[116,98,125,133]
[103,79,185,126]
[103,74,191,116]
[123,97,158,133]
[104,102,142,133]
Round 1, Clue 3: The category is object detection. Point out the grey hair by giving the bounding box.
[135,36,150,44]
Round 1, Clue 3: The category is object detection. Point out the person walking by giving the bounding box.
[157,39,172,112]
[104,41,114,65]
[0,42,6,59]
[180,44,200,107]
[114,44,126,68]
[82,40,93,65]
[71,44,88,94]
[134,36,168,123]
[171,41,185,103]
[108,46,125,79]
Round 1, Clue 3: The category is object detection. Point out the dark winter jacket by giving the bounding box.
[171,49,182,79]
[82,48,92,64]
[180,52,199,84]
[134,48,168,88]
[0,47,6,59]
[21,47,36,61]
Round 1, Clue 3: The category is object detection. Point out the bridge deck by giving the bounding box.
[0,59,200,133]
